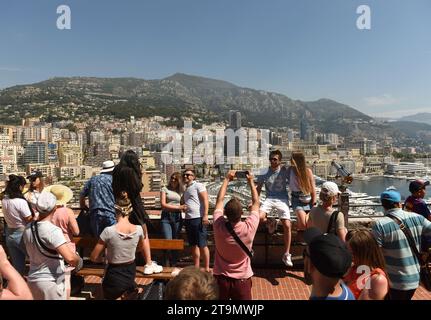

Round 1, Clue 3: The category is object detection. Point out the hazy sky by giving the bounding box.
[1,0,430,118]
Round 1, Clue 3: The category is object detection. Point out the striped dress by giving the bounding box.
[372,208,431,290]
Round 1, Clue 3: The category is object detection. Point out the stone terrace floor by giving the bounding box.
[74,268,431,300]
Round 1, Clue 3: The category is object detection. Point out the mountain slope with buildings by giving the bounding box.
[0,74,429,144]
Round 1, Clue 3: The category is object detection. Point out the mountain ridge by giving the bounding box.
[0,73,429,145]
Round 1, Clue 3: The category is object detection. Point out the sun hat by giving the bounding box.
[44,184,74,206]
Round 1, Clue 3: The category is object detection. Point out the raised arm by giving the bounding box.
[247,172,260,213]
[215,170,236,211]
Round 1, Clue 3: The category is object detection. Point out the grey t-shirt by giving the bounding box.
[23,221,66,282]
[161,186,181,206]
[100,225,144,264]
[257,166,289,199]
[184,181,207,219]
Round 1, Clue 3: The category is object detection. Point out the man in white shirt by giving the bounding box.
[183,169,210,272]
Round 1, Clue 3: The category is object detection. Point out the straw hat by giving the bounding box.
[44,184,74,206]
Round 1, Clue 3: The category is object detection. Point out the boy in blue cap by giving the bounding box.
[372,188,431,300]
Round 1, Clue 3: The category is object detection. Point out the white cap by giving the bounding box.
[321,182,341,197]
[36,192,57,215]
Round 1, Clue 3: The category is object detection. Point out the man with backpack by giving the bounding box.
[307,182,346,241]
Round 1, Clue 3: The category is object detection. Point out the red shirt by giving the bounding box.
[345,266,387,299]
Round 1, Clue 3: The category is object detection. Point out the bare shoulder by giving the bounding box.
[370,273,388,288]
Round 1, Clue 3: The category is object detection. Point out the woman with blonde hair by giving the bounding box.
[288,151,316,236]
[344,228,389,300]
[160,172,187,266]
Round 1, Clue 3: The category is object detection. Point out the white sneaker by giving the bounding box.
[282,253,293,267]
[144,261,163,275]
[267,218,277,234]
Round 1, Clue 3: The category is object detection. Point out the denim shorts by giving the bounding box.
[291,194,311,212]
[184,218,207,248]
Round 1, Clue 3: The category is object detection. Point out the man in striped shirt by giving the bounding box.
[372,189,431,300]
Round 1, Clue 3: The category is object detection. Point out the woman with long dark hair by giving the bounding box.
[160,172,186,266]
[344,229,388,300]
[1,175,34,275]
[288,151,316,236]
[112,150,162,274]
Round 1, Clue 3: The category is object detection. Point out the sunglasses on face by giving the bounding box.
[269,158,279,161]
[183,173,194,177]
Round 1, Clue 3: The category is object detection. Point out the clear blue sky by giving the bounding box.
[1,0,430,117]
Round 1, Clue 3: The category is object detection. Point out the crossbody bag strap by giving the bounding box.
[387,213,424,266]
[327,210,340,234]
[31,222,62,260]
[225,221,253,259]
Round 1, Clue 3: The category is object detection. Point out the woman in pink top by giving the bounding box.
[48,185,80,252]
[212,170,265,300]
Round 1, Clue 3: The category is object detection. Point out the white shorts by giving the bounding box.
[260,198,291,220]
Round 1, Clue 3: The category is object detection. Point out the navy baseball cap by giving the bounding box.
[303,228,352,278]
[27,171,44,180]
[380,189,401,203]
[409,180,430,194]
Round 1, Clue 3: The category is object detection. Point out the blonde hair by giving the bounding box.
[114,193,133,217]
[164,266,219,300]
[168,172,183,195]
[291,151,312,194]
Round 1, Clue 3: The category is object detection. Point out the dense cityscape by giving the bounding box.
[0,107,430,207]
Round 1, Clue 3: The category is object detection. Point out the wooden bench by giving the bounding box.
[77,266,179,280]
[73,237,184,280]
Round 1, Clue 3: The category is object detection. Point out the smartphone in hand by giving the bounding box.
[235,170,249,179]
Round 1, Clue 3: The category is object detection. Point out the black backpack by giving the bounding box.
[327,210,341,235]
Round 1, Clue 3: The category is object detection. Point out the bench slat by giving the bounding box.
[77,266,177,280]
[73,237,184,250]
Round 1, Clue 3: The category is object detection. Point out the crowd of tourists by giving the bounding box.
[0,149,430,301]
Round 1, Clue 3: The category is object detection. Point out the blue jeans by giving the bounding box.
[160,211,183,266]
[90,211,117,237]
[5,226,27,276]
